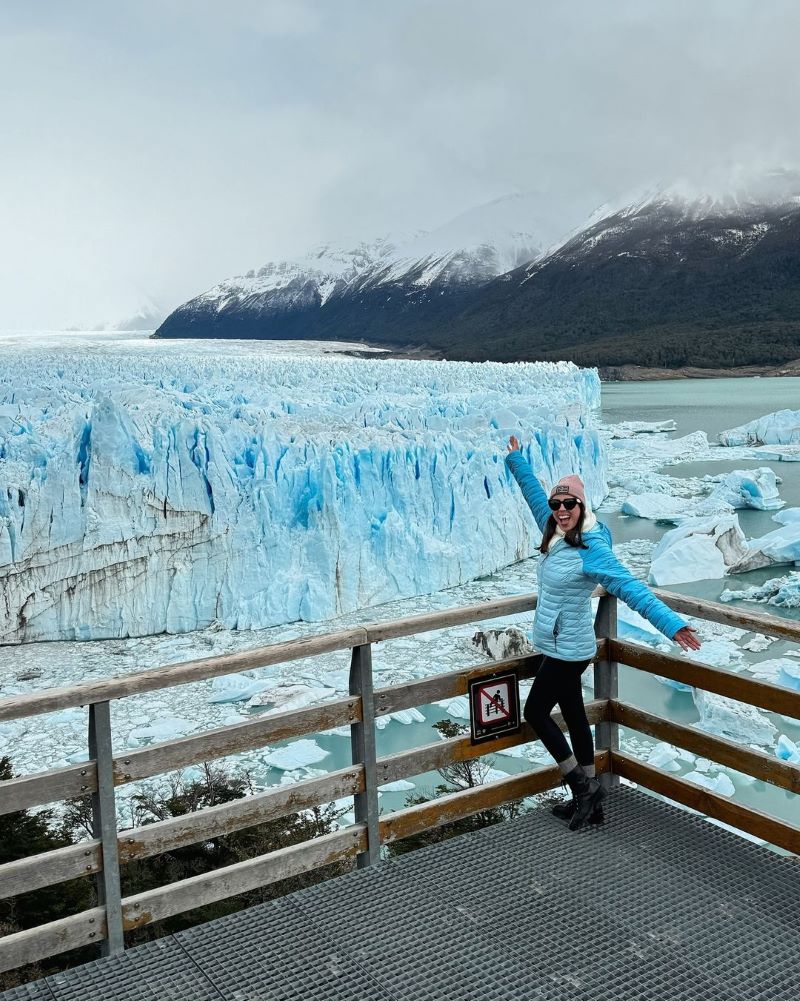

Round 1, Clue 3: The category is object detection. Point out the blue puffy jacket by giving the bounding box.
[506,451,686,660]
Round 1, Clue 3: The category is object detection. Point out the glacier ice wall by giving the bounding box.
[0,349,605,643]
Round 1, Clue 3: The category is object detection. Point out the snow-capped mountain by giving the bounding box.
[154,193,554,341]
[156,173,800,371]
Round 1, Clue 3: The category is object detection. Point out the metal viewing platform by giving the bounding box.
[3,786,798,1000]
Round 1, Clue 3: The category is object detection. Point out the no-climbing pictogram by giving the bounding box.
[469,670,520,744]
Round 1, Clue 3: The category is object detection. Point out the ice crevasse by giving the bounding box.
[0,352,606,643]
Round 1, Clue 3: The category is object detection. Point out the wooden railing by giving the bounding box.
[0,589,799,975]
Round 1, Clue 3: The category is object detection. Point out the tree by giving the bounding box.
[1,758,348,987]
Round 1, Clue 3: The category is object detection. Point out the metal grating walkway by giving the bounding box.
[4,787,798,1001]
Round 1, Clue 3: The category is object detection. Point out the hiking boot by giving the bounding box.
[564,766,606,831]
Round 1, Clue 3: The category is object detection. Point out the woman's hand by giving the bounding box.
[507,435,521,453]
[673,626,701,652]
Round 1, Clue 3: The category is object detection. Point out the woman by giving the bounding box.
[506,436,701,830]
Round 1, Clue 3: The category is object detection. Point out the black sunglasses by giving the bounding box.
[548,497,581,511]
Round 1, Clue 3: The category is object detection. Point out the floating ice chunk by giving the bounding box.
[746,444,800,462]
[646,742,682,772]
[620,493,691,522]
[379,779,416,792]
[773,507,800,525]
[776,735,800,764]
[482,767,510,783]
[128,716,194,743]
[247,683,332,712]
[746,658,799,685]
[655,676,694,693]
[741,634,776,653]
[649,515,748,585]
[471,626,533,660]
[49,708,88,725]
[605,419,677,438]
[262,739,329,770]
[779,660,800,692]
[686,639,744,671]
[721,572,800,608]
[209,674,271,703]
[612,430,708,456]
[719,409,800,447]
[707,468,783,511]
[375,708,426,729]
[692,690,777,747]
[729,519,800,573]
[436,696,471,719]
[683,770,736,797]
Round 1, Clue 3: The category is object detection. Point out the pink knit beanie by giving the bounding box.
[549,474,586,506]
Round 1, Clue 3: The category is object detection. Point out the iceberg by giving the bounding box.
[0,350,605,643]
[208,674,271,704]
[262,739,329,770]
[620,493,693,522]
[728,519,800,573]
[375,708,426,729]
[648,515,749,585]
[741,634,775,653]
[719,409,800,446]
[721,572,800,609]
[705,467,783,511]
[604,419,677,438]
[610,430,709,459]
[622,468,782,523]
[646,742,682,772]
[128,716,194,744]
[692,690,777,747]
[776,735,800,764]
[471,626,533,660]
[745,658,800,690]
[773,507,800,525]
[682,770,736,797]
[435,696,471,719]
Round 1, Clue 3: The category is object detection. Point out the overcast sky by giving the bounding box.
[2,0,799,328]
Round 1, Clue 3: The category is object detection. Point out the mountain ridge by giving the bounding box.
[155,177,800,370]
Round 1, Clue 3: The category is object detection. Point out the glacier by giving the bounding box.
[0,348,604,643]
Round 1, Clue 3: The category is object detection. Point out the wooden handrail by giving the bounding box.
[0,593,540,722]
[610,639,800,720]
[608,701,800,794]
[653,589,800,643]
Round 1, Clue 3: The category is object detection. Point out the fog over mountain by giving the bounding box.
[3,2,800,329]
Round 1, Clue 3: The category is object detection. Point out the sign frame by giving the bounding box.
[468,669,521,745]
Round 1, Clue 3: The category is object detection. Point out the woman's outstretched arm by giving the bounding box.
[581,536,701,651]
[505,436,552,534]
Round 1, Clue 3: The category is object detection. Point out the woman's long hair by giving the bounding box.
[538,505,589,554]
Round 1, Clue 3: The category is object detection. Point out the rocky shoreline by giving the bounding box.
[596,360,800,381]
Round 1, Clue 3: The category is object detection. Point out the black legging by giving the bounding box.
[523,655,593,766]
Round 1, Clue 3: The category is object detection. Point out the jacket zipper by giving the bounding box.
[552,613,561,651]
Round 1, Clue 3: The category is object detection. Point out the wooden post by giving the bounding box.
[349,644,380,867]
[88,701,125,956]
[593,595,619,790]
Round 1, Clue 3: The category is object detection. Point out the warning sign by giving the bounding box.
[469,670,520,744]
